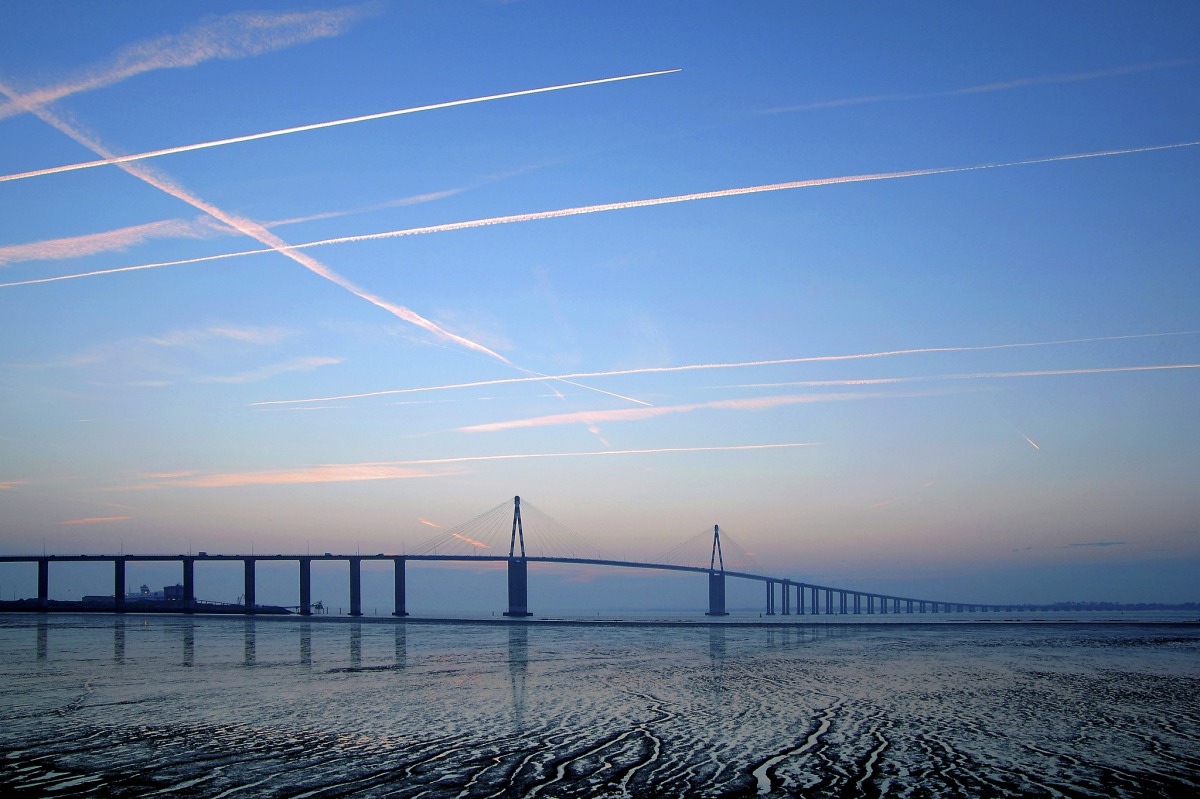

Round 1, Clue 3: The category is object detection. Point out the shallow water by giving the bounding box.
[1,614,1197,797]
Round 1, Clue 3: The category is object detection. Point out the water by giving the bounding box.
[1,614,1197,797]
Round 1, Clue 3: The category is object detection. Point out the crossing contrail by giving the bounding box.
[0,80,657,406]
[247,332,1197,406]
[0,69,680,184]
[0,79,516,365]
[7,139,1196,291]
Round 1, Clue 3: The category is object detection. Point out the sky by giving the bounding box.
[0,1,1197,611]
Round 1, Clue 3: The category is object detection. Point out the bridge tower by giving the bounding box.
[705,524,729,616]
[504,496,533,617]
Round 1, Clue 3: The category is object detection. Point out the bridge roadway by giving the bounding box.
[0,552,1020,617]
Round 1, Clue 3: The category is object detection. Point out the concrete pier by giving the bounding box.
[114,557,126,613]
[349,557,362,617]
[299,558,312,616]
[705,571,728,616]
[393,557,408,617]
[504,558,532,617]
[243,559,256,613]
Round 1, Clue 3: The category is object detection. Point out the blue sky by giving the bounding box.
[1,1,1197,609]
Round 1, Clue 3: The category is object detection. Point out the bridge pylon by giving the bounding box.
[705,524,729,616]
[504,496,532,617]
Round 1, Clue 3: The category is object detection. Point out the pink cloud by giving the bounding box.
[62,516,132,525]
[458,392,904,433]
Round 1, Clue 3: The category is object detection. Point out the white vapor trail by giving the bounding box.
[0,5,372,121]
[0,70,680,183]
[0,79,515,365]
[721,363,1200,389]
[8,139,1197,291]
[248,332,1196,406]
[0,79,656,407]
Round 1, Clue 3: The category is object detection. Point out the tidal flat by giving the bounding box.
[1,614,1197,797]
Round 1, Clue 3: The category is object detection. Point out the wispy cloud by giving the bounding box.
[248,332,1197,406]
[62,516,132,525]
[458,392,916,433]
[0,217,225,266]
[1062,541,1127,548]
[130,443,818,489]
[196,356,342,384]
[0,480,28,490]
[48,323,294,371]
[763,59,1193,113]
[0,5,374,121]
[9,141,1197,290]
[267,188,468,228]
[144,464,444,489]
[1,70,679,183]
[417,517,444,528]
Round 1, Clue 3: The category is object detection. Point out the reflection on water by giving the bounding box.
[2,615,1198,798]
[509,624,527,730]
[243,619,255,667]
[112,618,126,665]
[180,619,193,667]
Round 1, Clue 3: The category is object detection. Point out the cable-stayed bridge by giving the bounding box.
[2,496,1028,617]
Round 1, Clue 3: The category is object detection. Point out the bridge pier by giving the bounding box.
[781,581,790,615]
[706,571,728,616]
[393,557,408,617]
[881,596,888,614]
[244,558,256,613]
[765,580,775,615]
[299,558,312,616]
[182,558,195,613]
[349,557,363,617]
[114,557,126,613]
[37,558,49,611]
[810,586,819,615]
[504,558,532,617]
[825,589,833,615]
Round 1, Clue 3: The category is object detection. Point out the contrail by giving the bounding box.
[0,69,681,183]
[452,533,490,549]
[0,80,655,407]
[722,362,1200,389]
[0,79,514,365]
[764,59,1193,113]
[1019,433,1041,451]
[457,391,930,433]
[9,139,1197,291]
[0,218,224,266]
[247,332,1197,406]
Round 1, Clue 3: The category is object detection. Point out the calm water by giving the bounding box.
[1,614,1197,797]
